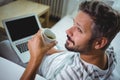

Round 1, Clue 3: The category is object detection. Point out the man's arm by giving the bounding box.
[20,55,43,80]
[20,30,57,80]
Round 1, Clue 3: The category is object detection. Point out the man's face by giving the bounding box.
[65,11,94,53]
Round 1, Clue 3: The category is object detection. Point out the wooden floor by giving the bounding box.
[0,27,8,42]
[42,16,60,28]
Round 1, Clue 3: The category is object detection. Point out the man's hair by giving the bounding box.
[79,1,120,50]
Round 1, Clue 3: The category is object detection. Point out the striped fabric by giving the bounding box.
[39,47,116,80]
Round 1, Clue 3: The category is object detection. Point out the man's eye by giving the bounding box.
[77,27,82,33]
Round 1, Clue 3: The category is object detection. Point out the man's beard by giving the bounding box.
[65,36,94,53]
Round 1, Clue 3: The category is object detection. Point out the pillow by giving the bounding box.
[0,40,27,67]
[51,15,73,50]
[0,40,20,62]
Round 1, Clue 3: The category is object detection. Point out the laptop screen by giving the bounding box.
[5,15,40,41]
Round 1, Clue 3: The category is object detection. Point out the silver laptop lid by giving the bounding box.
[2,14,41,42]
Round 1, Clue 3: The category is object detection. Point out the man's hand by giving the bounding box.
[28,30,57,61]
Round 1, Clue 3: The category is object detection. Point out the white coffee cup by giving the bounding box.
[42,28,56,43]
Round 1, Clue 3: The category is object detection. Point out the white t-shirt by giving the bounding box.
[39,47,116,80]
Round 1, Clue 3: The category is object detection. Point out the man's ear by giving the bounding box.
[94,37,108,49]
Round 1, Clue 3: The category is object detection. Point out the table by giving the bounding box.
[0,57,46,80]
[0,0,50,28]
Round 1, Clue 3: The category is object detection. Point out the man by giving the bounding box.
[20,1,120,80]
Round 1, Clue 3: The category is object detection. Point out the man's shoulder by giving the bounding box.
[45,51,76,59]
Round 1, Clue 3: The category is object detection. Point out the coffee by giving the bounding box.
[42,28,56,43]
[46,35,54,39]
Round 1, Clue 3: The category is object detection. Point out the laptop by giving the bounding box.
[2,14,42,63]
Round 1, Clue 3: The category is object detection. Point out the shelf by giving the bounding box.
[39,17,45,24]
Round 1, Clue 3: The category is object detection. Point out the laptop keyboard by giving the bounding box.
[16,42,28,53]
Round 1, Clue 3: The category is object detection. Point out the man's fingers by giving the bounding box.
[35,29,41,36]
[47,41,58,49]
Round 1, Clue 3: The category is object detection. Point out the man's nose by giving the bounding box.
[66,26,74,37]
